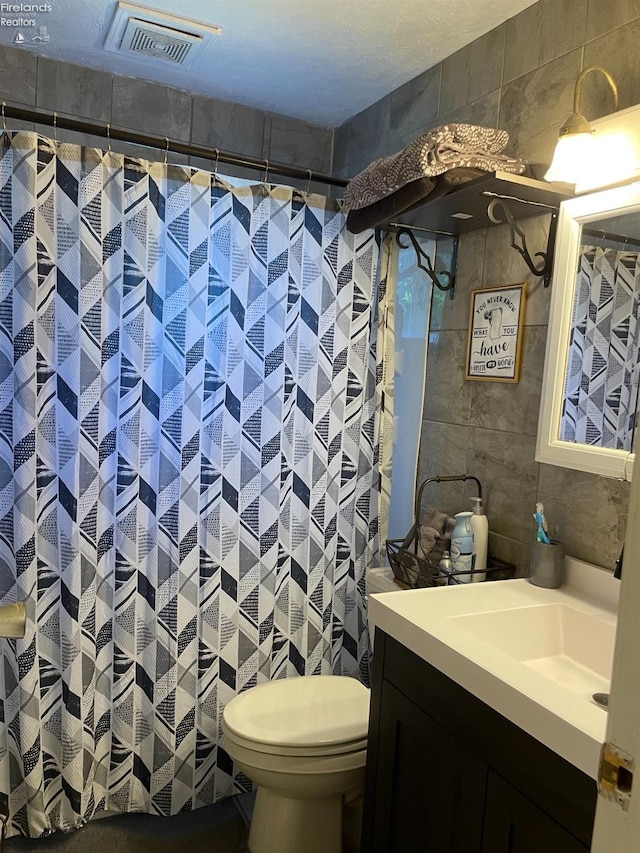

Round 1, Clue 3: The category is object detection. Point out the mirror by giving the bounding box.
[537,181,640,482]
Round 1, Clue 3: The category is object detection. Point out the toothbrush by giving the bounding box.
[533,503,551,544]
[536,503,550,536]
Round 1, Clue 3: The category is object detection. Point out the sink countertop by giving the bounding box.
[368,558,619,780]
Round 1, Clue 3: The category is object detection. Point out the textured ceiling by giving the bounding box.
[0,0,538,126]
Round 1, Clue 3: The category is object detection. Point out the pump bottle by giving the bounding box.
[469,497,488,582]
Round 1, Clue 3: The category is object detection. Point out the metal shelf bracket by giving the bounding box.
[487,198,558,288]
[395,227,457,299]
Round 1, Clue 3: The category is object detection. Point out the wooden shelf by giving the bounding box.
[390,171,574,235]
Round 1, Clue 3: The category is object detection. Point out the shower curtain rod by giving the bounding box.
[1,102,349,189]
[582,226,640,250]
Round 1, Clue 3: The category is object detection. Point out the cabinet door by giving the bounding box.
[365,680,487,853]
[482,771,588,853]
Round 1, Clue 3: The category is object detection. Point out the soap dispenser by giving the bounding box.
[469,497,488,583]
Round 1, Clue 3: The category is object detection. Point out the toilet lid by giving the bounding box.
[223,675,370,748]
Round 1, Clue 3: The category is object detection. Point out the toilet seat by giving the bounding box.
[223,675,370,753]
[224,727,368,758]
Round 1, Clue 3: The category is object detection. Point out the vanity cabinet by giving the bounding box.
[482,771,588,852]
[372,681,487,850]
[362,632,597,853]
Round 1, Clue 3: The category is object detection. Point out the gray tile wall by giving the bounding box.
[2,3,636,577]
[334,0,639,574]
[0,47,333,185]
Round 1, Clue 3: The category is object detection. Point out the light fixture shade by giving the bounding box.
[544,132,597,184]
[575,109,640,192]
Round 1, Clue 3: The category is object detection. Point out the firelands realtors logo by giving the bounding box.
[2,2,52,44]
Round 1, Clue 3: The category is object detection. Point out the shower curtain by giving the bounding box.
[0,132,394,836]
[562,244,640,450]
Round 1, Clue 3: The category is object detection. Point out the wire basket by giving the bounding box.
[440,555,515,586]
[385,474,515,589]
[387,537,515,588]
[386,536,439,588]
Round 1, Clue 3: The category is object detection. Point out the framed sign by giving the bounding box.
[466,283,526,382]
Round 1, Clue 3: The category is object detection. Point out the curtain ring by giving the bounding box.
[306,169,313,194]
[262,159,269,184]
[164,137,170,165]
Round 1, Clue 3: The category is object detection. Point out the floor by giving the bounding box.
[5,794,254,853]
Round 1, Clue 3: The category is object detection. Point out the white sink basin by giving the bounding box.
[367,558,619,779]
[451,602,615,701]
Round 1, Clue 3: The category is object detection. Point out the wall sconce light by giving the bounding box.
[545,66,640,192]
[545,66,619,185]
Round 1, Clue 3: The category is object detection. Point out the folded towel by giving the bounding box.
[428,515,456,569]
[344,123,527,212]
[417,508,454,564]
[422,507,450,532]
[417,525,440,559]
[346,167,487,234]
[346,175,436,234]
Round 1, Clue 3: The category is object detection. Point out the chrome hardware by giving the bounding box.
[592,692,609,710]
[0,602,27,638]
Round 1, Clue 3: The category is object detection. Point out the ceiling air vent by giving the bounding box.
[104,1,222,68]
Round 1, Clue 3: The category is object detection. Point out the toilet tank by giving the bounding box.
[365,567,400,648]
[365,566,398,596]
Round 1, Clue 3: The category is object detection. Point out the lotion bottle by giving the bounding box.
[469,497,488,582]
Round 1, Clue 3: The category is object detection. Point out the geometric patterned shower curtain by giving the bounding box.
[561,244,640,450]
[0,132,392,837]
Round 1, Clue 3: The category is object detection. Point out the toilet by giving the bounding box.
[222,674,370,853]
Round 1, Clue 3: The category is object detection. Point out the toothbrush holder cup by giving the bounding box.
[529,540,565,589]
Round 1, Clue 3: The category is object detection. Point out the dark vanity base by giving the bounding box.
[362,631,597,852]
